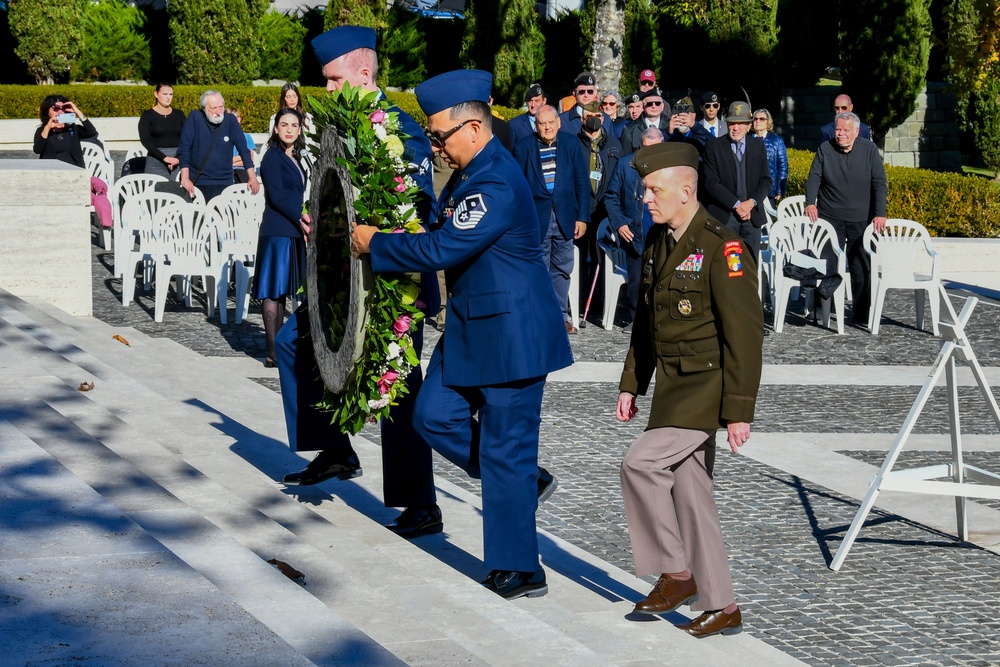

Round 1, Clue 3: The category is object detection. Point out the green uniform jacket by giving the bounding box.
[619,205,764,431]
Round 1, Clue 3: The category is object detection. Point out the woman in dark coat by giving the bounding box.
[33,95,98,168]
[254,107,307,367]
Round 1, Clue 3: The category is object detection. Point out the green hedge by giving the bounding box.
[786,147,1000,237]
[0,84,522,132]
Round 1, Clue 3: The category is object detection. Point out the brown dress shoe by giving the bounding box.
[677,608,743,638]
[633,574,698,615]
[564,321,578,334]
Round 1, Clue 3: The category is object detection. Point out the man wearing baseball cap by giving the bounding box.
[638,69,657,92]
[351,69,573,601]
[510,82,547,143]
[615,141,763,638]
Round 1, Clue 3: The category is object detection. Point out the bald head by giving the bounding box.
[834,94,853,113]
[535,105,560,143]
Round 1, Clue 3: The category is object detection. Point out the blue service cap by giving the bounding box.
[311,25,376,65]
[415,70,493,117]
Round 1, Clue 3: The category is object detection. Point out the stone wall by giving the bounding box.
[774,82,962,171]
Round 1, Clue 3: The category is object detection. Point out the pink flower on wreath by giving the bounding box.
[391,228,405,234]
[369,109,386,124]
[393,314,412,337]
[378,369,400,395]
[393,176,407,193]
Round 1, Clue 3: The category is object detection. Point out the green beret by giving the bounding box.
[634,143,700,178]
[582,100,601,113]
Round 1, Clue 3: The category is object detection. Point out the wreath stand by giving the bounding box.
[829,284,1000,571]
[305,126,373,394]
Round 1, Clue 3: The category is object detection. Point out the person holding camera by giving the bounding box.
[33,95,98,169]
[665,96,713,157]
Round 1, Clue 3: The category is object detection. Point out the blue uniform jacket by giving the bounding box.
[603,152,645,256]
[258,148,305,237]
[509,113,535,144]
[512,131,591,242]
[369,136,574,388]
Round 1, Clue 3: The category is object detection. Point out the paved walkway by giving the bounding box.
[2,229,1000,666]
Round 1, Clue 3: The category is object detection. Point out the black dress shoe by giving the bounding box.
[282,449,362,485]
[481,568,548,600]
[385,505,443,538]
[537,467,558,503]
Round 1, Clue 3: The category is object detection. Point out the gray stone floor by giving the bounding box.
[88,236,1000,666]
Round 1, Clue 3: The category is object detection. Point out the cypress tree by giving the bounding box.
[461,0,545,106]
[168,0,263,85]
[8,0,87,85]
[73,0,151,82]
[839,0,932,136]
[259,9,308,83]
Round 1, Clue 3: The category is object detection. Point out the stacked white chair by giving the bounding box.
[863,219,941,335]
[119,191,187,306]
[770,215,847,335]
[211,193,263,324]
[153,202,220,323]
[123,146,145,163]
[110,174,168,280]
[776,194,806,220]
[82,142,116,250]
[596,220,628,330]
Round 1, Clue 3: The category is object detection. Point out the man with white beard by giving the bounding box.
[178,89,260,201]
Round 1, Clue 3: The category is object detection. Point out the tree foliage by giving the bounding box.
[8,0,87,85]
[381,7,427,90]
[259,9,307,82]
[73,1,150,82]
[324,0,387,30]
[941,0,1000,99]
[461,0,545,106]
[840,0,932,136]
[168,0,268,85]
[968,69,1000,176]
[622,0,660,95]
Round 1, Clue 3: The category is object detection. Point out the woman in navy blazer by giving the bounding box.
[254,107,307,367]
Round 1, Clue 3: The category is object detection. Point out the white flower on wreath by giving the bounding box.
[387,342,402,360]
[368,396,391,410]
[373,123,388,142]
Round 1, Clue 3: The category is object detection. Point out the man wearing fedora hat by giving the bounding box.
[702,100,772,260]
[351,69,573,600]
[616,141,762,638]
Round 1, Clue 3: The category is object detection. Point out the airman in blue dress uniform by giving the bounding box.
[351,70,574,600]
[274,26,441,539]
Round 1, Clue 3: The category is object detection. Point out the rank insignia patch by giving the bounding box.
[724,240,744,277]
[675,253,704,272]
[452,194,487,230]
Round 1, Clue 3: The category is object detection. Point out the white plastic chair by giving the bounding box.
[119,191,187,306]
[124,146,145,163]
[568,245,581,328]
[596,220,628,330]
[776,194,806,220]
[211,193,262,324]
[863,219,941,335]
[770,216,847,335]
[152,203,219,323]
[110,174,168,278]
[82,142,116,250]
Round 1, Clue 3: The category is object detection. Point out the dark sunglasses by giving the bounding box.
[644,101,663,108]
[753,117,768,122]
[704,102,720,109]
[577,88,596,95]
[52,104,70,111]
[601,101,618,107]
[834,105,850,111]
[424,120,473,149]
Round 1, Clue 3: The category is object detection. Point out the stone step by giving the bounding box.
[0,289,804,665]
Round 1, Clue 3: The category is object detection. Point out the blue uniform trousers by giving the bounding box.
[413,343,545,573]
[275,302,436,508]
[541,210,574,322]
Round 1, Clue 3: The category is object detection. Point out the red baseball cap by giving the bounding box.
[639,69,656,84]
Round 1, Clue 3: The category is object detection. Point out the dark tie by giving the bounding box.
[735,141,744,162]
[666,233,676,253]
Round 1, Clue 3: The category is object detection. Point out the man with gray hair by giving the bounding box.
[178,90,259,201]
[805,111,887,328]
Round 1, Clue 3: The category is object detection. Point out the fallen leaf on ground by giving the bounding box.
[267,558,306,585]
[112,335,131,347]
[78,382,95,392]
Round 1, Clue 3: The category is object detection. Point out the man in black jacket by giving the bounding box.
[701,101,772,260]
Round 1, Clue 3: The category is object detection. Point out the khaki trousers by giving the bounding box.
[620,427,736,611]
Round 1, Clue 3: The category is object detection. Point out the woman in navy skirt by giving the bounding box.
[255,107,307,367]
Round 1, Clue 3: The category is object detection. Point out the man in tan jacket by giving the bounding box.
[615,142,763,638]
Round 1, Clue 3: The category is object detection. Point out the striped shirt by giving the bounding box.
[538,138,557,193]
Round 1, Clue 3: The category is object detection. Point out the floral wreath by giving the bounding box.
[307,83,425,435]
